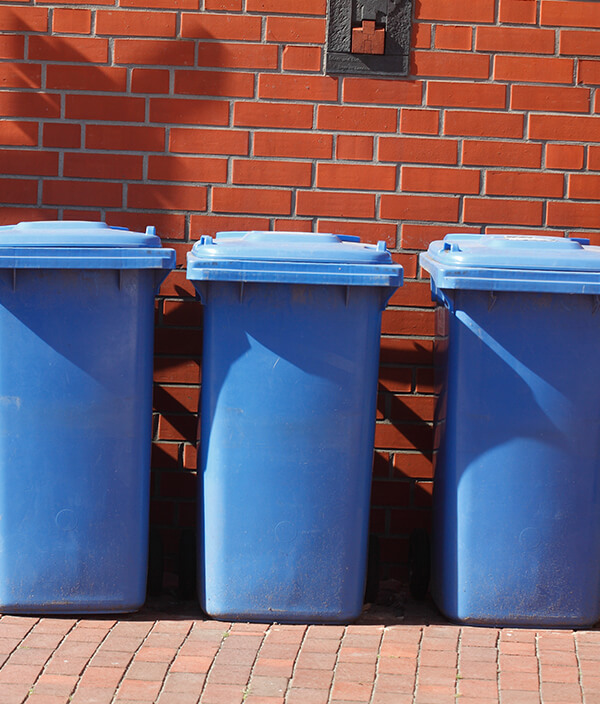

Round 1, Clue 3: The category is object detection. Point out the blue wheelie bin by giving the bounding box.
[187,231,402,623]
[0,221,175,614]
[420,233,600,627]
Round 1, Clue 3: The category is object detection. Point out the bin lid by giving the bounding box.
[420,234,600,294]
[0,220,161,247]
[0,221,176,271]
[187,231,403,288]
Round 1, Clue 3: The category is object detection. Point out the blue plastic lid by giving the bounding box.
[187,231,403,288]
[421,234,600,294]
[0,221,161,248]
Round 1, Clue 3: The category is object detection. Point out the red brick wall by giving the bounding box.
[1,0,598,580]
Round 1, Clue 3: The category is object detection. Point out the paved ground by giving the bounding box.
[2,588,600,704]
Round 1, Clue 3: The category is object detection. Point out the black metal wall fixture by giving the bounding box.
[326,0,413,77]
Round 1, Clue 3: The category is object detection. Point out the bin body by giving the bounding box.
[0,221,175,613]
[187,231,402,623]
[421,234,600,627]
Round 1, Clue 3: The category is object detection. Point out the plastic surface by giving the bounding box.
[0,221,175,614]
[421,233,600,293]
[187,231,403,289]
[187,231,402,623]
[422,234,600,627]
[0,221,175,272]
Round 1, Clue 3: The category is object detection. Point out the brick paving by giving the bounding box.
[1,596,600,704]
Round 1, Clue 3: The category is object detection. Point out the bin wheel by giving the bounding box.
[408,528,430,601]
[147,529,164,598]
[178,528,197,600]
[364,534,380,604]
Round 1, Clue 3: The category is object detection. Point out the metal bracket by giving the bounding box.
[326,0,413,76]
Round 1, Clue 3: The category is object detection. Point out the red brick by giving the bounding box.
[157,416,197,444]
[128,184,207,211]
[132,68,170,94]
[343,78,422,105]
[412,51,490,79]
[121,0,197,7]
[246,0,326,14]
[206,0,242,9]
[413,23,432,49]
[317,105,397,132]
[462,139,542,168]
[401,109,439,135]
[416,0,495,23]
[0,63,41,89]
[65,94,145,122]
[0,149,58,177]
[28,36,108,63]
[96,10,176,37]
[375,423,434,451]
[336,135,373,161]
[494,55,574,83]
[548,201,600,228]
[0,207,56,224]
[181,13,261,40]
[150,98,229,125]
[234,102,313,129]
[154,358,200,384]
[500,0,537,24]
[393,452,433,479]
[476,26,555,53]
[43,123,80,149]
[282,45,321,72]
[0,93,60,119]
[434,25,472,51]
[170,128,249,155]
[233,159,312,187]
[198,42,278,69]
[0,36,24,60]
[401,224,480,249]
[568,174,600,199]
[578,59,600,85]
[445,110,523,138]
[560,30,600,56]
[213,187,292,215]
[43,180,122,208]
[529,114,600,142]
[380,194,459,222]
[542,0,600,28]
[190,214,270,237]
[316,163,396,191]
[486,170,564,198]
[149,156,228,183]
[0,179,38,205]
[259,74,338,101]
[464,198,543,226]
[296,191,375,218]
[266,16,326,43]
[511,84,590,112]
[0,7,48,32]
[379,137,457,165]
[274,219,313,232]
[64,153,143,180]
[52,8,91,33]
[86,125,165,151]
[547,143,584,170]
[388,395,435,423]
[175,70,254,97]
[589,146,600,170]
[402,166,480,194]
[254,133,332,162]
[426,81,506,109]
[317,220,396,246]
[46,65,127,91]
[114,39,194,66]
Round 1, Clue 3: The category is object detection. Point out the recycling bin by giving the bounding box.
[0,220,175,614]
[187,231,402,622]
[420,233,600,627]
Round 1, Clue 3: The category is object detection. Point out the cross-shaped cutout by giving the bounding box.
[351,19,385,55]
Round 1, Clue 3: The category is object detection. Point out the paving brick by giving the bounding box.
[286,689,329,704]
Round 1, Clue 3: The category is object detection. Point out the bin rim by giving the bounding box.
[421,233,600,294]
[187,230,403,288]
